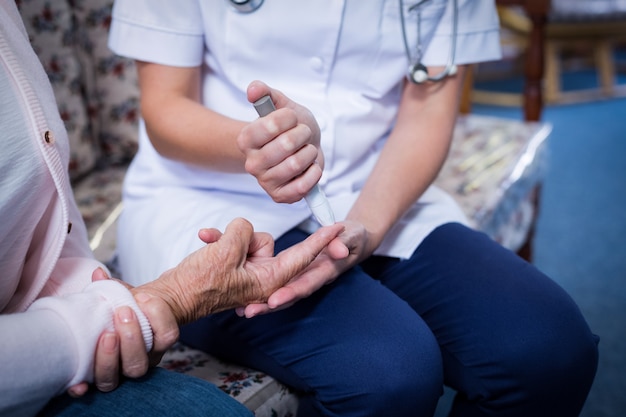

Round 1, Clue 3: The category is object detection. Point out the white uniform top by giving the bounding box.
[108,0,501,281]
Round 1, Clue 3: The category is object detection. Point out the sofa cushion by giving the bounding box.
[19,0,140,180]
[72,0,140,164]
[160,343,299,416]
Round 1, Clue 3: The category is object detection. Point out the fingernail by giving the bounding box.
[103,332,117,353]
[117,306,134,324]
[68,386,86,398]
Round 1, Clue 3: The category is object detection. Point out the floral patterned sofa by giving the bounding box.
[18,0,551,415]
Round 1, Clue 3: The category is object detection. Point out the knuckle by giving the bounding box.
[294,178,309,196]
[159,326,180,347]
[287,154,302,173]
[124,361,148,379]
[272,189,292,204]
[236,133,247,148]
[279,133,298,153]
[96,380,117,393]
[244,158,260,175]
[142,297,163,317]
[118,326,138,342]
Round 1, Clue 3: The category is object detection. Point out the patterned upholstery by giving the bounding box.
[17,0,138,182]
[21,1,551,415]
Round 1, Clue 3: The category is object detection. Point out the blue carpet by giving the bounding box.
[435,76,626,416]
[475,68,626,95]
[530,98,626,417]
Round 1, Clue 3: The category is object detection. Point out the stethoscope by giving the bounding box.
[399,0,458,84]
[228,0,458,84]
[229,0,264,13]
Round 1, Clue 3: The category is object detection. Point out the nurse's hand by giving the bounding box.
[237,221,373,318]
[136,217,344,324]
[237,80,324,205]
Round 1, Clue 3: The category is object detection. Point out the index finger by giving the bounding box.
[274,223,344,273]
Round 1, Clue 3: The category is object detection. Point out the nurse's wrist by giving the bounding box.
[345,213,387,254]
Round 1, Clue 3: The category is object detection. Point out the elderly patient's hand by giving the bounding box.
[133,217,344,324]
[69,218,341,397]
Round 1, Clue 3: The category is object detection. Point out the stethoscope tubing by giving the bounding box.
[227,0,458,84]
[399,0,458,83]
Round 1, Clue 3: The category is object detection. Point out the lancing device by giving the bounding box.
[253,95,335,226]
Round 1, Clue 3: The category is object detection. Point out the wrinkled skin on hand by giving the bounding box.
[240,219,367,318]
[135,217,344,324]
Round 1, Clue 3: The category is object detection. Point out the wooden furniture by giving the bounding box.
[478,0,626,105]
[460,0,550,261]
[495,0,550,120]
[463,0,549,121]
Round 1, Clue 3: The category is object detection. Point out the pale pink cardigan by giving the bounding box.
[0,3,151,416]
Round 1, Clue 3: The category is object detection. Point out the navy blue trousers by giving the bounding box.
[181,223,598,417]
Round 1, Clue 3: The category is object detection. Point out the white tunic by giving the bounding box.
[108,0,501,284]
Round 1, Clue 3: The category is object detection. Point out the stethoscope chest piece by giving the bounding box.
[401,0,458,84]
[408,63,429,84]
[229,0,264,13]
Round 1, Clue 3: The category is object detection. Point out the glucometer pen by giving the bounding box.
[253,95,335,226]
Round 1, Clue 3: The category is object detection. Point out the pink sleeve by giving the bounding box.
[0,279,153,415]
[31,279,153,387]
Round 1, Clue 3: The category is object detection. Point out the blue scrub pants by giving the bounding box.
[38,367,252,417]
[181,223,599,417]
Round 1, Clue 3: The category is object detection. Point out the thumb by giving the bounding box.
[247,80,272,107]
[247,80,291,112]
[198,227,223,244]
